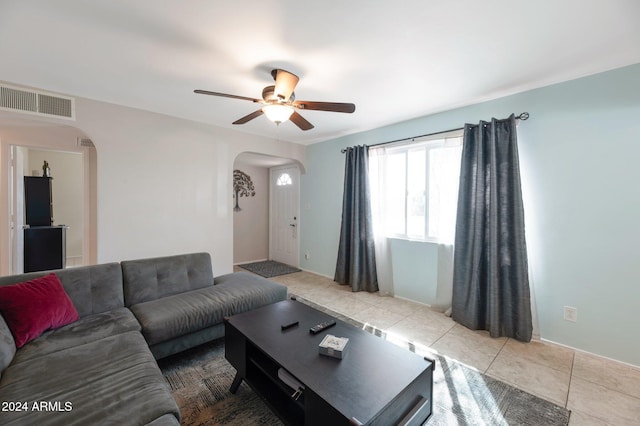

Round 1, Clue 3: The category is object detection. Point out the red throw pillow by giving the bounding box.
[0,273,79,348]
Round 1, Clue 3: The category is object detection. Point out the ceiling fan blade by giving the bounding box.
[273,69,299,101]
[290,111,314,131]
[194,90,260,103]
[292,100,355,113]
[233,109,264,125]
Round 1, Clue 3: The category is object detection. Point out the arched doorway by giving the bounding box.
[0,119,97,275]
[232,152,302,267]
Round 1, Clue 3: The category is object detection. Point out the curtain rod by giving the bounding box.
[341,112,529,153]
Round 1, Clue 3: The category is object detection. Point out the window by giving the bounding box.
[276,173,292,186]
[369,131,463,243]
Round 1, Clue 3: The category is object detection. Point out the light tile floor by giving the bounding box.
[258,269,640,426]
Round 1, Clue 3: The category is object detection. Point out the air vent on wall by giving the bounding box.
[0,84,75,120]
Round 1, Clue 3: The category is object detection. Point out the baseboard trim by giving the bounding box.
[298,268,393,298]
[394,294,433,308]
[540,338,640,369]
[298,267,333,280]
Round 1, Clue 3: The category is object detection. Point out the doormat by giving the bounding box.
[239,260,301,278]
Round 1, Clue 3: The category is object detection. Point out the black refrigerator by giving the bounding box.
[23,176,66,272]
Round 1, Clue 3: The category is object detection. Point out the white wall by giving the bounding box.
[1,96,305,277]
[232,163,269,264]
[73,97,305,275]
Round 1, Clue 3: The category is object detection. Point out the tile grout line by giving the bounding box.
[484,337,509,374]
[428,323,455,348]
[565,351,575,411]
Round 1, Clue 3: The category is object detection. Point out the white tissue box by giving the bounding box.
[319,334,349,359]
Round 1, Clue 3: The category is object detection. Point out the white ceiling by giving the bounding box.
[1,0,639,145]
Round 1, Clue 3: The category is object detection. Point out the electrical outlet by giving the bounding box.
[304,253,310,260]
[563,306,577,322]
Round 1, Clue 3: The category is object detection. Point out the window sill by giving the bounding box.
[387,235,446,244]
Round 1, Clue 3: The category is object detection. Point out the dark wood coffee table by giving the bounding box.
[224,299,433,425]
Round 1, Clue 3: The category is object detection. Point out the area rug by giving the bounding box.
[158,298,571,425]
[238,260,301,278]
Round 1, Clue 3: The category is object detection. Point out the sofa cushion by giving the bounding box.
[0,262,125,318]
[11,307,140,365]
[122,252,214,306]
[131,271,287,345]
[0,315,16,375]
[0,331,180,425]
[0,273,79,348]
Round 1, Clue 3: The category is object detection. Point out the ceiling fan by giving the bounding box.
[194,69,355,131]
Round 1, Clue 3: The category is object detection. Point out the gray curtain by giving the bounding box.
[452,114,532,342]
[334,145,379,292]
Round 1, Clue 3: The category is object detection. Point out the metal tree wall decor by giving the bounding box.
[233,169,256,212]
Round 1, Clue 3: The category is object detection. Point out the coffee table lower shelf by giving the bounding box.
[233,341,306,425]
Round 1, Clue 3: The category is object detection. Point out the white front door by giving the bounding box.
[270,165,300,267]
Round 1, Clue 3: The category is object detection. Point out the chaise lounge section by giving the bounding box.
[122,253,287,359]
[0,252,287,425]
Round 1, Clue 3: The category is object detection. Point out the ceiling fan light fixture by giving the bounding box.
[262,104,294,124]
[194,68,355,131]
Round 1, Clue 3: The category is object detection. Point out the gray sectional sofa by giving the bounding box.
[0,252,288,425]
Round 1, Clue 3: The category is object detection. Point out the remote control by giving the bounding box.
[281,321,299,330]
[309,320,336,334]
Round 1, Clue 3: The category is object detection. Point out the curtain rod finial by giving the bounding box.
[518,112,529,120]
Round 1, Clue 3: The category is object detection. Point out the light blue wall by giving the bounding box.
[388,239,454,310]
[300,63,640,366]
[390,239,439,305]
